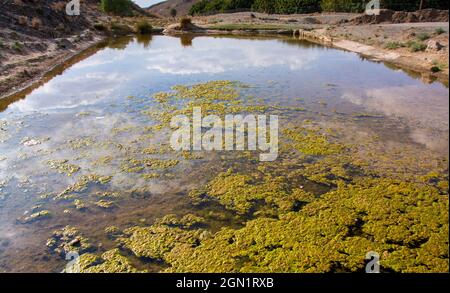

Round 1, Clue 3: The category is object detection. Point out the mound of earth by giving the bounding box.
[147,0,200,17]
[350,9,449,25]
[163,20,205,34]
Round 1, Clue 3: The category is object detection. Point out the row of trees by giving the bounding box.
[189,0,254,15]
[189,0,449,15]
[100,0,133,16]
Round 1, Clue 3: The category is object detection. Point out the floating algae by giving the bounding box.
[92,156,113,166]
[8,79,444,273]
[144,158,179,170]
[66,137,95,150]
[18,210,52,224]
[73,199,87,211]
[141,173,160,180]
[59,174,112,196]
[103,80,447,272]
[75,249,145,273]
[119,214,208,262]
[189,169,315,216]
[284,127,345,156]
[95,199,115,209]
[47,159,80,176]
[121,158,145,173]
[105,226,122,238]
[162,178,448,273]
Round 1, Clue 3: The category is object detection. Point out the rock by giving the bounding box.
[303,17,322,25]
[426,40,444,51]
[46,226,95,257]
[163,22,206,35]
[21,137,42,146]
[277,29,294,35]
[56,38,73,49]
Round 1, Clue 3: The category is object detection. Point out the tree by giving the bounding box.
[101,0,133,16]
[170,8,177,18]
[252,0,275,14]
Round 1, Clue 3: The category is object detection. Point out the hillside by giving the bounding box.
[0,0,102,38]
[0,0,150,39]
[147,0,200,17]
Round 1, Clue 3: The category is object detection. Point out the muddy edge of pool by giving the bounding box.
[0,35,108,103]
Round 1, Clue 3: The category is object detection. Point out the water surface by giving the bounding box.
[0,35,448,272]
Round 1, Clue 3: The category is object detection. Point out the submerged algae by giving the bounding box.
[46,226,96,257]
[284,127,345,156]
[18,210,52,224]
[166,178,448,273]
[95,199,115,209]
[47,159,80,176]
[57,174,113,198]
[29,80,448,273]
[76,249,145,273]
[120,214,208,262]
[190,169,315,215]
[70,248,145,273]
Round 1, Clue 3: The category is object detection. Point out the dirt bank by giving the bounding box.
[320,21,449,82]
[0,0,104,99]
[349,8,449,24]
[0,0,161,100]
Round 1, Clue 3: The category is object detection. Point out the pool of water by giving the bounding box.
[0,35,448,272]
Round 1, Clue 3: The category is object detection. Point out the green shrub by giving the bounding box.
[189,0,448,15]
[417,33,430,41]
[93,23,107,31]
[321,0,365,12]
[170,8,177,18]
[190,0,255,15]
[136,20,153,34]
[110,22,133,35]
[431,60,446,73]
[252,0,275,13]
[406,40,427,52]
[431,66,441,73]
[384,41,403,49]
[435,27,446,35]
[101,0,133,16]
[12,41,24,51]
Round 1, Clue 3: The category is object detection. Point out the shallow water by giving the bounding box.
[0,35,448,272]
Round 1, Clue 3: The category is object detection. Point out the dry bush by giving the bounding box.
[31,17,42,29]
[18,16,28,26]
[13,0,23,5]
[180,17,192,30]
[51,1,66,11]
